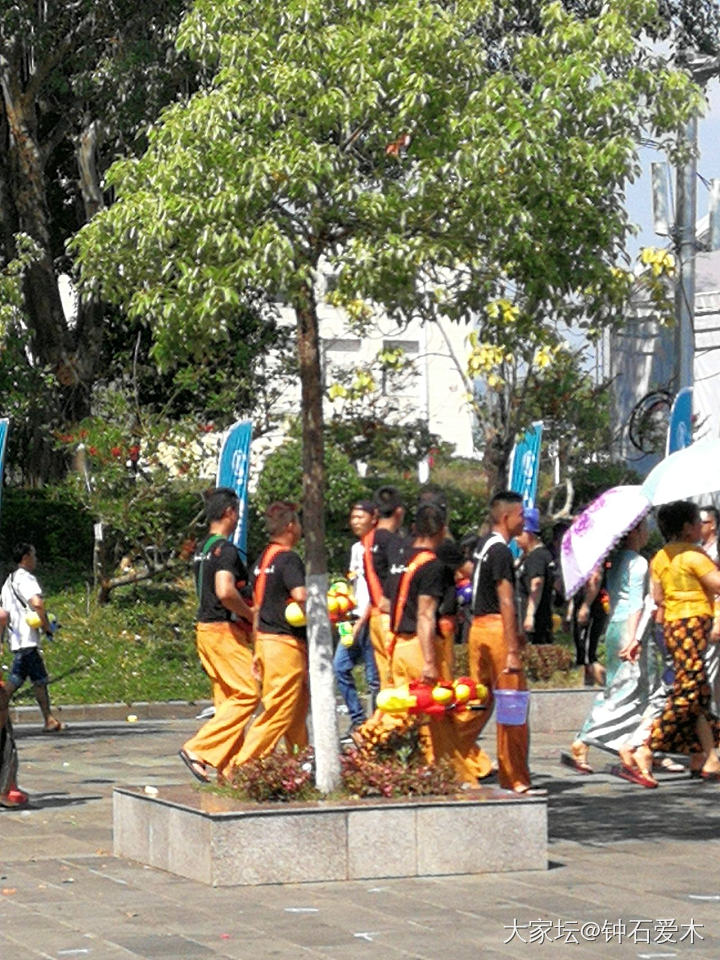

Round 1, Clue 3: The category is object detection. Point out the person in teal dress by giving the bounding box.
[564,518,649,773]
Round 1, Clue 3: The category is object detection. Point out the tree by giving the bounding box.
[74,0,701,789]
[0,0,195,474]
[325,345,443,474]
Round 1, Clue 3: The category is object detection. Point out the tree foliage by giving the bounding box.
[75,0,702,492]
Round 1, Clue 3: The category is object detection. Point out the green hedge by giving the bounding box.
[0,487,94,573]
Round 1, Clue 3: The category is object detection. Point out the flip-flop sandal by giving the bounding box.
[560,751,594,775]
[610,763,657,789]
[43,720,65,733]
[700,768,720,782]
[653,757,685,773]
[512,785,547,796]
[178,749,210,783]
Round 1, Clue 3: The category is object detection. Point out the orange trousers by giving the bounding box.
[183,621,259,772]
[392,634,489,784]
[435,623,492,781]
[468,614,530,791]
[234,633,309,766]
[369,608,393,688]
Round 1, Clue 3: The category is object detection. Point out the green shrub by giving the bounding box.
[340,718,461,798]
[226,748,320,802]
[0,487,93,571]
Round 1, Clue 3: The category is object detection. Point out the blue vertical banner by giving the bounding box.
[217,420,253,561]
[666,387,693,455]
[508,421,543,508]
[0,418,8,518]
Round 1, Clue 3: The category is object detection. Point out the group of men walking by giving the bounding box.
[181,484,538,795]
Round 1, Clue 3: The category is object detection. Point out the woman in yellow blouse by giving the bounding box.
[621,500,720,785]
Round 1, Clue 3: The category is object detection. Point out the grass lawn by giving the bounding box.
[2,568,210,706]
[3,565,590,707]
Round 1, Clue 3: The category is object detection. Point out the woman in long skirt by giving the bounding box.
[619,500,720,786]
[563,518,649,773]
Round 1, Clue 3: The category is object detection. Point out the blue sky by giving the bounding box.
[625,78,720,260]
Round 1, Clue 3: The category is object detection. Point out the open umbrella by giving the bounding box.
[640,438,720,506]
[561,485,651,599]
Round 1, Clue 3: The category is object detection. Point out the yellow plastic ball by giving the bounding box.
[285,602,307,627]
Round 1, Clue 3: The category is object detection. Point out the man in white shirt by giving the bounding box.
[1,543,62,732]
[333,501,380,738]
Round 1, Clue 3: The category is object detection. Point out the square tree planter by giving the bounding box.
[113,783,547,886]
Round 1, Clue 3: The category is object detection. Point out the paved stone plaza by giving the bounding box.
[1,712,720,959]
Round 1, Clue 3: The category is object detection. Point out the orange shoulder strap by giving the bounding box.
[253,544,289,610]
[391,550,437,633]
[362,528,385,607]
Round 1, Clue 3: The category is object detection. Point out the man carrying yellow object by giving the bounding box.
[385,502,489,784]
[179,487,259,783]
[233,501,309,766]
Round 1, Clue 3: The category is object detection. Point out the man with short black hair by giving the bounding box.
[179,487,258,783]
[468,491,533,793]
[1,543,62,733]
[362,485,406,688]
[334,501,380,737]
[234,501,309,765]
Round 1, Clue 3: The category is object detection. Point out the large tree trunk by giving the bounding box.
[295,281,340,794]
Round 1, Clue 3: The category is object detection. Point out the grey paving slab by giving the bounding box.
[4,716,720,959]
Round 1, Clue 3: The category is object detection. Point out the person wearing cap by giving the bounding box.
[333,501,380,738]
[516,507,556,645]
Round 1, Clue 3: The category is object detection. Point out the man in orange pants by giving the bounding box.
[233,502,309,766]
[363,485,405,689]
[179,487,259,783]
[467,491,533,793]
[386,502,484,784]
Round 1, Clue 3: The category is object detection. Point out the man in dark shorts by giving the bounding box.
[516,507,556,645]
[179,487,258,782]
[1,543,62,732]
[234,501,308,764]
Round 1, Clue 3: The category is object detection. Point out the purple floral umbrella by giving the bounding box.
[561,485,651,599]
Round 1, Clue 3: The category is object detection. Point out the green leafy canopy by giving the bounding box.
[74,0,702,370]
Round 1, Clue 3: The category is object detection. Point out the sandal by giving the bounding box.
[653,757,685,774]
[43,719,64,733]
[700,767,720,782]
[560,751,593,775]
[610,763,658,789]
[178,749,211,783]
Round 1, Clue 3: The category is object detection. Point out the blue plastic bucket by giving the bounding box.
[494,689,530,725]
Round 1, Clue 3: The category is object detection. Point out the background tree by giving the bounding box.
[74,0,701,789]
[0,0,196,475]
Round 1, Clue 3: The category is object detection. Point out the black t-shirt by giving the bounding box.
[367,528,407,598]
[252,548,306,639]
[196,536,248,623]
[437,538,464,617]
[517,545,556,634]
[389,547,446,634]
[471,535,515,616]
